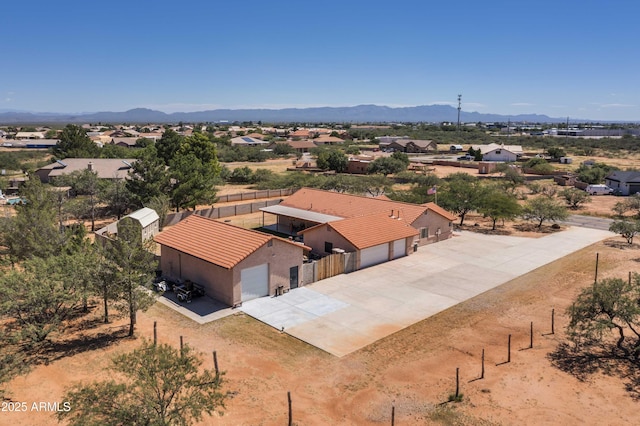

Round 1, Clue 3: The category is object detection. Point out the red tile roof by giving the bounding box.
[154,215,306,269]
[281,187,454,224]
[302,214,418,250]
[421,202,457,221]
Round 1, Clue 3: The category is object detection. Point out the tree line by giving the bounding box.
[0,178,157,396]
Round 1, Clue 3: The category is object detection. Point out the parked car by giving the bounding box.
[585,184,614,195]
[457,154,474,161]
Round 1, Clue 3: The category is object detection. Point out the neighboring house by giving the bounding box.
[154,215,309,307]
[604,171,640,195]
[387,139,437,153]
[289,129,313,139]
[260,188,456,268]
[3,139,59,149]
[472,143,523,162]
[35,158,136,183]
[230,136,270,147]
[95,207,160,243]
[268,140,317,153]
[347,156,373,174]
[481,146,518,162]
[312,135,344,145]
[245,133,265,140]
[15,131,45,139]
[110,137,140,148]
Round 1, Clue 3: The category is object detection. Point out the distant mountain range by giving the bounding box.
[0,104,578,124]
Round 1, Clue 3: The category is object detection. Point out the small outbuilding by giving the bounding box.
[95,207,160,243]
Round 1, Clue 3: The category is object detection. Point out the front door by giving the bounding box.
[289,266,299,289]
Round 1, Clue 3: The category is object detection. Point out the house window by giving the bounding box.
[495,149,501,154]
[420,227,428,239]
[325,241,333,253]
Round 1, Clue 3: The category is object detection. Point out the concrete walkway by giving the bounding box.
[241,227,613,357]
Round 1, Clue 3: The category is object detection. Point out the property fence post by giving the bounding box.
[551,308,555,335]
[391,405,395,426]
[530,322,533,349]
[594,252,599,284]
[287,391,292,426]
[180,336,184,357]
[508,334,511,363]
[153,321,157,346]
[455,367,460,398]
[213,351,219,376]
[481,348,485,379]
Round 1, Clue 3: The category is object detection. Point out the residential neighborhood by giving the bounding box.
[2,115,640,424]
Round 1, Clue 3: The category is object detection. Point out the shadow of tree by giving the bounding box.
[549,342,640,400]
[30,327,129,365]
[513,223,563,234]
[464,226,512,236]
[604,240,638,250]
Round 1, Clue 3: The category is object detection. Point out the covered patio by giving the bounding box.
[259,204,343,237]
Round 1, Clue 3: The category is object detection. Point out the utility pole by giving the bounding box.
[457,94,462,138]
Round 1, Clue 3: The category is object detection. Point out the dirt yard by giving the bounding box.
[3,164,638,425]
[5,234,638,425]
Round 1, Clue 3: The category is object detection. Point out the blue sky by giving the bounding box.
[2,0,639,121]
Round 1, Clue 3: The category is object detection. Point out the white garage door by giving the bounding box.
[392,238,406,259]
[241,263,269,302]
[360,243,389,268]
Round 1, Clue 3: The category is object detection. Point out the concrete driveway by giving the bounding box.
[241,227,613,357]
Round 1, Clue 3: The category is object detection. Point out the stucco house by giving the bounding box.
[110,137,140,148]
[154,215,309,307]
[312,135,344,145]
[605,171,640,195]
[15,131,45,139]
[230,136,269,147]
[472,143,523,162]
[260,188,456,267]
[347,156,373,174]
[267,140,317,153]
[35,158,136,183]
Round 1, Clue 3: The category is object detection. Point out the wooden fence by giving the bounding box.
[316,253,345,281]
[301,252,357,285]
